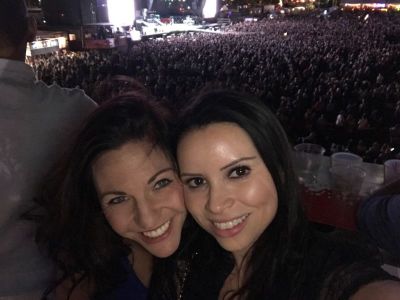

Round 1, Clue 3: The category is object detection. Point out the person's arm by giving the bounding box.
[357,193,400,257]
[370,178,400,197]
[350,280,400,300]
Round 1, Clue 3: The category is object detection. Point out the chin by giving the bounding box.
[150,242,179,258]
[216,238,250,253]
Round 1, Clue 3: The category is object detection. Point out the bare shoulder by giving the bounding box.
[351,280,400,300]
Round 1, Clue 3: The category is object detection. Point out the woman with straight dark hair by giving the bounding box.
[35,90,187,299]
[173,89,400,300]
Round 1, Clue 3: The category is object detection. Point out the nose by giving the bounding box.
[132,196,160,230]
[206,184,234,214]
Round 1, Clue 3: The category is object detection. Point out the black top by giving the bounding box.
[180,229,396,300]
[299,231,394,300]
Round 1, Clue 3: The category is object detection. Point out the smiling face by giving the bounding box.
[178,122,278,264]
[92,141,186,258]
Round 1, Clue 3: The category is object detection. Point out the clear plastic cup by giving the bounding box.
[293,143,326,186]
[384,159,400,183]
[331,152,362,168]
[330,165,366,205]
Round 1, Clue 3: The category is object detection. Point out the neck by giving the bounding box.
[218,252,249,300]
[219,265,245,300]
[232,246,251,270]
[130,244,153,288]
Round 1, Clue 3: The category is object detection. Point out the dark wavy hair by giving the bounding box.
[35,91,174,298]
[175,89,310,299]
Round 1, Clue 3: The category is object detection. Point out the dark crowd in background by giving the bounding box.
[30,11,400,163]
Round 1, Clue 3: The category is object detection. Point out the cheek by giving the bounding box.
[167,183,186,212]
[103,208,131,235]
[240,177,278,209]
[183,190,204,219]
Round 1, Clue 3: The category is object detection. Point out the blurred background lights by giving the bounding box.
[202,0,217,18]
[107,0,135,26]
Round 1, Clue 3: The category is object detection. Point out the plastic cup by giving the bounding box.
[330,165,366,205]
[294,143,326,155]
[384,159,400,183]
[293,143,326,186]
[331,152,362,168]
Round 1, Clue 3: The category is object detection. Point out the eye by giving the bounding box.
[185,177,206,189]
[154,178,172,190]
[229,166,250,178]
[107,195,129,205]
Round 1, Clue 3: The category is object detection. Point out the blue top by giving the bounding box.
[358,194,400,258]
[98,256,148,300]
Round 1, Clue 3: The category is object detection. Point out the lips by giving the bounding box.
[210,213,249,238]
[212,214,249,230]
[142,220,171,239]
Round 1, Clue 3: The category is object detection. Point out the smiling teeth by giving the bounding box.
[213,214,249,230]
[142,221,171,238]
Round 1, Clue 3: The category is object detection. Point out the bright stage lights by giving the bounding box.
[202,0,217,18]
[107,0,135,26]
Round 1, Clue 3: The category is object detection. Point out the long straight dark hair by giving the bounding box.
[175,89,310,299]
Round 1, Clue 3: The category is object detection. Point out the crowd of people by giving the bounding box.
[31,11,400,163]
[2,1,400,299]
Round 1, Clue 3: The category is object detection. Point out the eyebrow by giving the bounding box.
[180,172,202,178]
[220,156,257,171]
[99,167,174,200]
[99,191,126,201]
[180,156,257,178]
[147,167,174,184]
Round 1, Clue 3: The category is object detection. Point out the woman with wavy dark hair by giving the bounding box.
[35,90,187,299]
[174,89,400,300]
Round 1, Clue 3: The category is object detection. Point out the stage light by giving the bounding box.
[202,0,217,18]
[107,0,135,26]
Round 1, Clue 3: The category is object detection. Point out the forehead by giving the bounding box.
[181,121,254,145]
[92,141,170,179]
[178,122,258,166]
